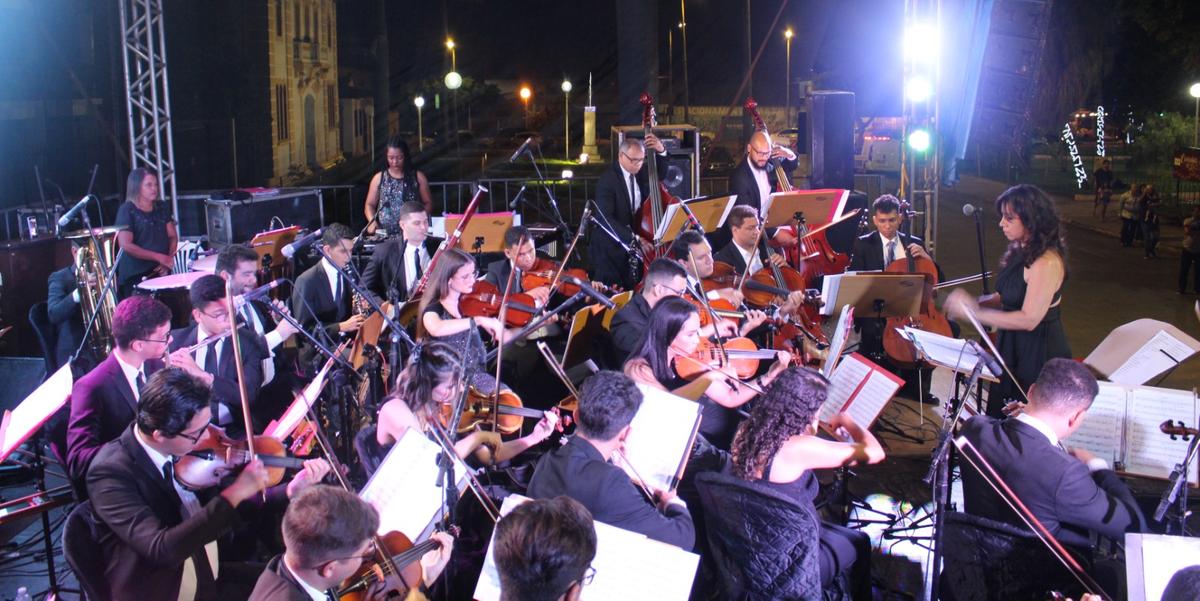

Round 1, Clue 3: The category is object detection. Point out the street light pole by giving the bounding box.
[562,80,572,160]
[519,86,532,129]
[414,96,425,151]
[446,38,456,72]
[1191,83,1200,146]
[785,28,793,127]
[680,0,690,123]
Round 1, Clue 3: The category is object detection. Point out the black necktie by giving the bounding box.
[886,239,896,265]
[203,341,219,375]
[334,272,343,304]
[136,370,146,393]
[629,174,638,212]
[411,246,423,291]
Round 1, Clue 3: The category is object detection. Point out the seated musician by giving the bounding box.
[727,367,882,601]
[86,368,330,601]
[249,485,454,601]
[493,496,597,601]
[960,358,1146,550]
[669,230,769,338]
[527,370,695,549]
[361,201,443,303]
[610,258,689,362]
[848,194,941,403]
[713,205,789,275]
[372,341,556,474]
[624,297,791,450]
[46,246,92,371]
[290,223,365,346]
[482,225,552,308]
[166,274,270,435]
[66,295,171,482]
[419,247,523,393]
[215,244,299,390]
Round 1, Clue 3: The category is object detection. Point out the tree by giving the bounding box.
[1128,111,1192,173]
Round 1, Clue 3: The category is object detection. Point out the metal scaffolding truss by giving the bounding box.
[118,0,178,217]
[900,0,941,257]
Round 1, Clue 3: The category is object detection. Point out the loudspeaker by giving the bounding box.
[808,91,856,191]
[660,149,696,199]
[610,125,701,200]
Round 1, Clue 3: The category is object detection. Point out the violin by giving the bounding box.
[633,93,679,264]
[337,529,454,600]
[521,257,619,297]
[441,386,551,436]
[459,280,540,327]
[1160,420,1199,439]
[706,260,829,359]
[173,425,308,491]
[880,223,954,368]
[677,337,782,380]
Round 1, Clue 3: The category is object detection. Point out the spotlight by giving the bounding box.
[905,77,932,102]
[903,22,939,64]
[908,129,931,152]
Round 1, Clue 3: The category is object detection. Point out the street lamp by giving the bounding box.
[445,38,456,71]
[562,79,572,160]
[1190,82,1200,146]
[784,28,793,126]
[414,96,425,151]
[519,86,532,127]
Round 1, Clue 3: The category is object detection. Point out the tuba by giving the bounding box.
[66,226,123,357]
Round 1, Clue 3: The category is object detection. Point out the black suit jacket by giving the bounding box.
[482,257,524,292]
[86,426,242,601]
[588,155,669,289]
[248,555,325,601]
[960,415,1146,548]
[848,231,926,272]
[290,261,351,342]
[66,354,163,482]
[712,240,774,275]
[727,156,797,217]
[47,265,85,369]
[168,324,268,433]
[361,236,443,302]
[527,436,695,549]
[609,294,651,362]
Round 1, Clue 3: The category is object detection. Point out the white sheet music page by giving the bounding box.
[1063,382,1126,466]
[821,304,855,378]
[263,342,343,440]
[819,353,900,427]
[819,274,842,316]
[0,363,73,461]
[1107,330,1196,386]
[1121,386,1198,482]
[898,327,997,378]
[473,495,699,601]
[624,384,702,492]
[1126,533,1200,601]
[359,429,468,540]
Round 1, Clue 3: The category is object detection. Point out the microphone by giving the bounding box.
[240,278,286,301]
[962,204,979,218]
[281,228,323,259]
[57,195,95,228]
[563,275,615,309]
[968,339,1002,377]
[509,137,534,163]
[508,185,528,210]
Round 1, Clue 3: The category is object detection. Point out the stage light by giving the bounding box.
[905,77,932,102]
[444,71,462,90]
[903,22,939,64]
[908,129,931,152]
[562,169,574,179]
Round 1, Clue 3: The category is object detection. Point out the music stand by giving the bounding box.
[763,188,849,230]
[263,341,348,441]
[250,224,300,265]
[0,364,77,598]
[653,195,736,243]
[446,211,514,254]
[563,304,607,369]
[819,272,925,318]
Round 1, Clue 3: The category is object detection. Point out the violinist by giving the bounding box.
[373,342,556,474]
[716,131,799,252]
[482,225,552,308]
[86,368,330,601]
[361,201,442,303]
[849,195,941,404]
[610,258,690,362]
[589,134,669,291]
[712,206,789,275]
[527,371,695,549]
[493,496,597,601]
[249,485,454,601]
[624,297,790,450]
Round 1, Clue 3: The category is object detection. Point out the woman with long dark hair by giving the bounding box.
[115,167,178,298]
[364,136,433,235]
[728,367,883,600]
[624,296,790,449]
[947,184,1070,416]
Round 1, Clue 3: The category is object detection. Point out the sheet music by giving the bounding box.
[1107,330,1196,386]
[359,429,469,540]
[1126,533,1200,601]
[263,347,339,440]
[1122,386,1198,482]
[819,353,900,427]
[821,304,855,378]
[898,327,998,378]
[0,364,73,462]
[819,275,842,316]
[624,384,702,492]
[474,495,700,601]
[820,353,870,424]
[1062,382,1126,465]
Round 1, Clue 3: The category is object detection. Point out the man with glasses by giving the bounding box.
[494,497,597,601]
[86,368,330,601]
[588,134,668,291]
[67,295,173,483]
[609,259,689,362]
[167,274,270,435]
[715,131,799,253]
[250,485,454,600]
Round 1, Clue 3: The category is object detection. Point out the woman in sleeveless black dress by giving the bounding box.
[946,184,1070,416]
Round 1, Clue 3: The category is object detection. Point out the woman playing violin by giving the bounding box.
[375,342,556,471]
[624,296,790,449]
[728,367,883,601]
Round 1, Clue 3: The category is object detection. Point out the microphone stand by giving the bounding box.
[585,199,643,279]
[255,289,356,372]
[486,291,586,363]
[1154,424,1200,535]
[971,209,990,294]
[68,246,124,377]
[528,144,573,239]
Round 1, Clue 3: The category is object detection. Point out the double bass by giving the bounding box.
[633,93,680,265]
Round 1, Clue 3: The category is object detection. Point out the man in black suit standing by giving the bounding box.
[361,201,443,304]
[712,205,788,275]
[85,368,329,601]
[66,295,172,482]
[527,370,695,549]
[290,223,364,345]
[166,274,270,435]
[588,134,668,291]
[717,131,800,252]
[960,358,1146,550]
[249,485,453,601]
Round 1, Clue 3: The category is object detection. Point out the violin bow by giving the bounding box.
[541,205,592,311]
[487,234,525,431]
[737,223,766,294]
[426,418,501,522]
[535,340,580,399]
[222,279,259,492]
[686,251,731,364]
[962,306,1030,404]
[954,436,1111,600]
[613,449,657,503]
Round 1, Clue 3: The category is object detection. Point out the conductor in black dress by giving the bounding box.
[588,134,668,291]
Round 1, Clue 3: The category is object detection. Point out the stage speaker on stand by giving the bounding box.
[611,125,701,199]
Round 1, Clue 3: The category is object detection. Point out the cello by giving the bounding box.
[633,93,680,264]
[880,201,953,368]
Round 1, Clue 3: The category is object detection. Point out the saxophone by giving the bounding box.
[72,230,120,356]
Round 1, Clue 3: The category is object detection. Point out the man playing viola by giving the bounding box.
[482,226,552,308]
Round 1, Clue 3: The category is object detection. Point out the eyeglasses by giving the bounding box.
[749,147,772,157]
[137,333,172,345]
[308,547,376,570]
[174,424,208,444]
[657,283,685,297]
[620,152,646,164]
[581,565,597,586]
[198,309,230,322]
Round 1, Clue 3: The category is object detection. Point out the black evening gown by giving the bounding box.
[988,258,1071,416]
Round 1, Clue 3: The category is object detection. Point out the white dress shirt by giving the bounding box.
[114,352,146,402]
[403,242,430,296]
[879,233,907,266]
[733,242,764,274]
[751,166,771,217]
[321,258,343,302]
[281,556,329,601]
[620,164,641,212]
